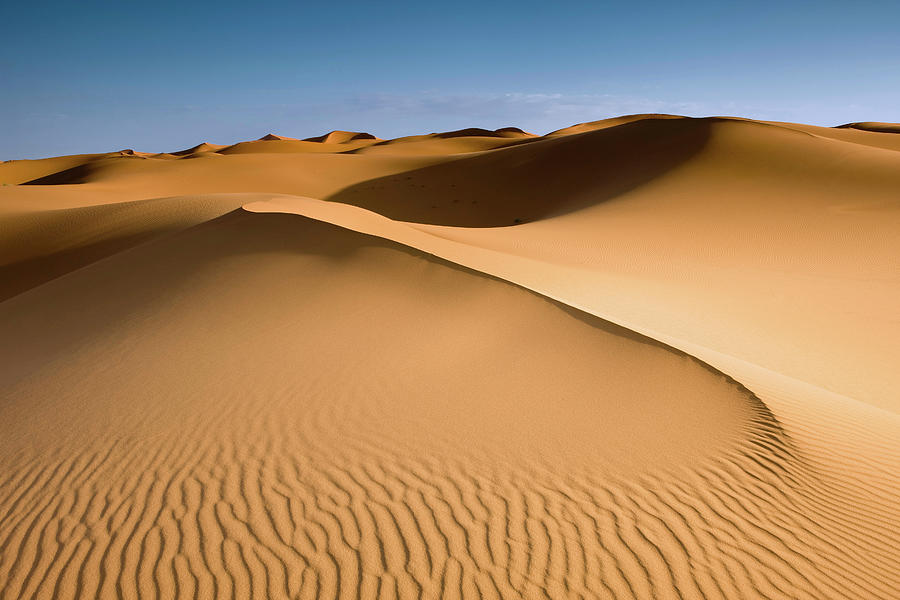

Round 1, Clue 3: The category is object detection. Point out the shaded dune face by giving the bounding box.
[327,117,713,226]
[0,194,251,302]
[0,211,879,600]
[0,154,109,186]
[21,158,115,186]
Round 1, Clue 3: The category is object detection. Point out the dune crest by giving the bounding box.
[171,141,226,156]
[304,130,378,143]
[837,121,900,134]
[545,113,685,136]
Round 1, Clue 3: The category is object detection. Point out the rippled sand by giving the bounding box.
[2,115,898,599]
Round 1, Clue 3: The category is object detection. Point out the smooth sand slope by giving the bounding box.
[1,115,899,599]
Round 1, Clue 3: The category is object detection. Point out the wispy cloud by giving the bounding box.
[339,91,706,122]
[269,91,728,136]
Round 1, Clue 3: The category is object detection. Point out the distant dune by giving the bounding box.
[1,114,898,599]
[837,121,900,134]
[171,141,226,156]
[303,130,378,143]
[258,133,300,141]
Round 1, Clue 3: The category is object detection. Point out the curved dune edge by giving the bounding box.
[245,193,900,583]
[0,205,895,599]
[244,194,900,466]
[0,211,848,598]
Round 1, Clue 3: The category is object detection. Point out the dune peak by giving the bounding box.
[493,126,536,138]
[836,121,900,134]
[258,133,299,141]
[304,130,378,144]
[433,127,505,139]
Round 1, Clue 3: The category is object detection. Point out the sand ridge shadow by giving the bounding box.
[325,117,714,227]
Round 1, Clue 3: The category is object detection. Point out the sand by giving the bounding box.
[1,115,898,599]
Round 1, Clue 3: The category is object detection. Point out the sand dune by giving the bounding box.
[246,192,900,588]
[0,153,126,186]
[327,116,900,227]
[544,114,686,137]
[326,117,900,409]
[837,121,900,134]
[304,131,378,144]
[171,142,227,157]
[218,137,380,155]
[1,210,888,600]
[1,114,898,599]
[0,194,251,300]
[350,128,536,156]
[259,133,300,141]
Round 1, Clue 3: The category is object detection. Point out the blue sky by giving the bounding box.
[2,1,899,159]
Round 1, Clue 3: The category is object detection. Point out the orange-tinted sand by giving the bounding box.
[1,115,898,599]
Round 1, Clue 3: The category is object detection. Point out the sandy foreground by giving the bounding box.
[1,115,898,599]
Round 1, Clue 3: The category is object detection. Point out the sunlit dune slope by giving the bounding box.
[2,209,890,600]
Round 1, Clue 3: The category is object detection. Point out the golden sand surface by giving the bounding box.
[1,115,898,599]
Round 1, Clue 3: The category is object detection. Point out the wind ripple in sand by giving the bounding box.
[0,211,896,599]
